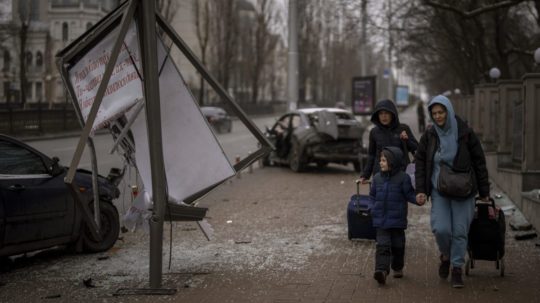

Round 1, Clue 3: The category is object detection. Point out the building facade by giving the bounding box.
[0,0,117,108]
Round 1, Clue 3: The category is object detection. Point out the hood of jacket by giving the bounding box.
[381,146,404,176]
[427,95,458,164]
[370,99,400,129]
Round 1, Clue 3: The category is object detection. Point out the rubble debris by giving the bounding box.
[509,214,533,231]
[234,240,252,244]
[83,278,96,288]
[514,231,538,241]
[500,205,515,215]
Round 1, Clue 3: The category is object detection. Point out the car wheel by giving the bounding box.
[288,143,305,172]
[353,161,362,172]
[82,200,120,253]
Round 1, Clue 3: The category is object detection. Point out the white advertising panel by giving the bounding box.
[129,38,235,203]
[66,20,234,203]
[68,21,143,134]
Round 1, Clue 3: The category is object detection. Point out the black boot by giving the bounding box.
[373,271,387,285]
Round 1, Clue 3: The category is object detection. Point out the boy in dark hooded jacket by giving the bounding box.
[360,99,418,183]
[370,146,424,285]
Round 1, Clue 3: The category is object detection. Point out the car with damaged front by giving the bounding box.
[0,134,122,258]
[261,108,366,172]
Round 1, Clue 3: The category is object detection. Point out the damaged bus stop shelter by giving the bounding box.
[55,0,273,293]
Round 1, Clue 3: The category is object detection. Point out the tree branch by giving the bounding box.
[423,0,527,18]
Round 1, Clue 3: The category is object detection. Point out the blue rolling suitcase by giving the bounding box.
[347,180,376,240]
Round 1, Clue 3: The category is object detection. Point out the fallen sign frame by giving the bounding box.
[55,0,274,290]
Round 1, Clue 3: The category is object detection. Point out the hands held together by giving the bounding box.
[416,193,426,206]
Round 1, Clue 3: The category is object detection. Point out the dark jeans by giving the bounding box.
[375,228,406,273]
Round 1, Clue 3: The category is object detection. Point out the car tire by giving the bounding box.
[82,200,120,253]
[288,143,305,172]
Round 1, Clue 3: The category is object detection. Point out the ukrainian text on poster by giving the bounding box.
[68,21,142,134]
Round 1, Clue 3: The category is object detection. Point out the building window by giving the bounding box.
[35,81,43,101]
[56,81,64,102]
[3,50,10,71]
[62,22,69,42]
[26,51,33,68]
[3,82,9,102]
[36,51,43,70]
[86,22,93,30]
[26,81,33,101]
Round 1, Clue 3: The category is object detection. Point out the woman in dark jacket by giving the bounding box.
[415,95,490,289]
[359,99,417,183]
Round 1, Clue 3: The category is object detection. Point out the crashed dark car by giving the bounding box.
[261,108,366,172]
[0,134,121,258]
[201,106,233,133]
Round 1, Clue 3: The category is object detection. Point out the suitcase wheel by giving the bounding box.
[498,252,505,277]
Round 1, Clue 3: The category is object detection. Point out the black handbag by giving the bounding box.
[437,162,476,199]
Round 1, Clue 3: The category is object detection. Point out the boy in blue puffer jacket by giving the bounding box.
[370,146,424,285]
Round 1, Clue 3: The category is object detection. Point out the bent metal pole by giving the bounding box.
[139,0,168,289]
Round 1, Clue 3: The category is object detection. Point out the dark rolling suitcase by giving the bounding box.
[466,197,506,276]
[347,180,376,240]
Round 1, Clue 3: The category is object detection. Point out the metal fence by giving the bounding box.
[0,106,81,136]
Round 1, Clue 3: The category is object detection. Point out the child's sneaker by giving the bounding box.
[451,267,464,288]
[393,270,403,278]
[373,271,387,285]
[439,255,450,279]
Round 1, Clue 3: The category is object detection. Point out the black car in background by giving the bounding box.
[261,108,366,172]
[0,134,121,258]
[201,106,233,133]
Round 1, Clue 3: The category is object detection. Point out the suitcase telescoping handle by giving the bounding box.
[475,196,495,207]
[354,179,371,195]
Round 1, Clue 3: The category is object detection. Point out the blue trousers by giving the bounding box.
[375,228,406,273]
[430,189,475,268]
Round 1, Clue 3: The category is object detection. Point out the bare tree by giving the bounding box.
[383,0,540,94]
[17,0,31,108]
[210,0,239,92]
[249,0,279,104]
[193,0,211,105]
[157,0,179,24]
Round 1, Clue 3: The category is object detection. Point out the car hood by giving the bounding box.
[73,168,120,200]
